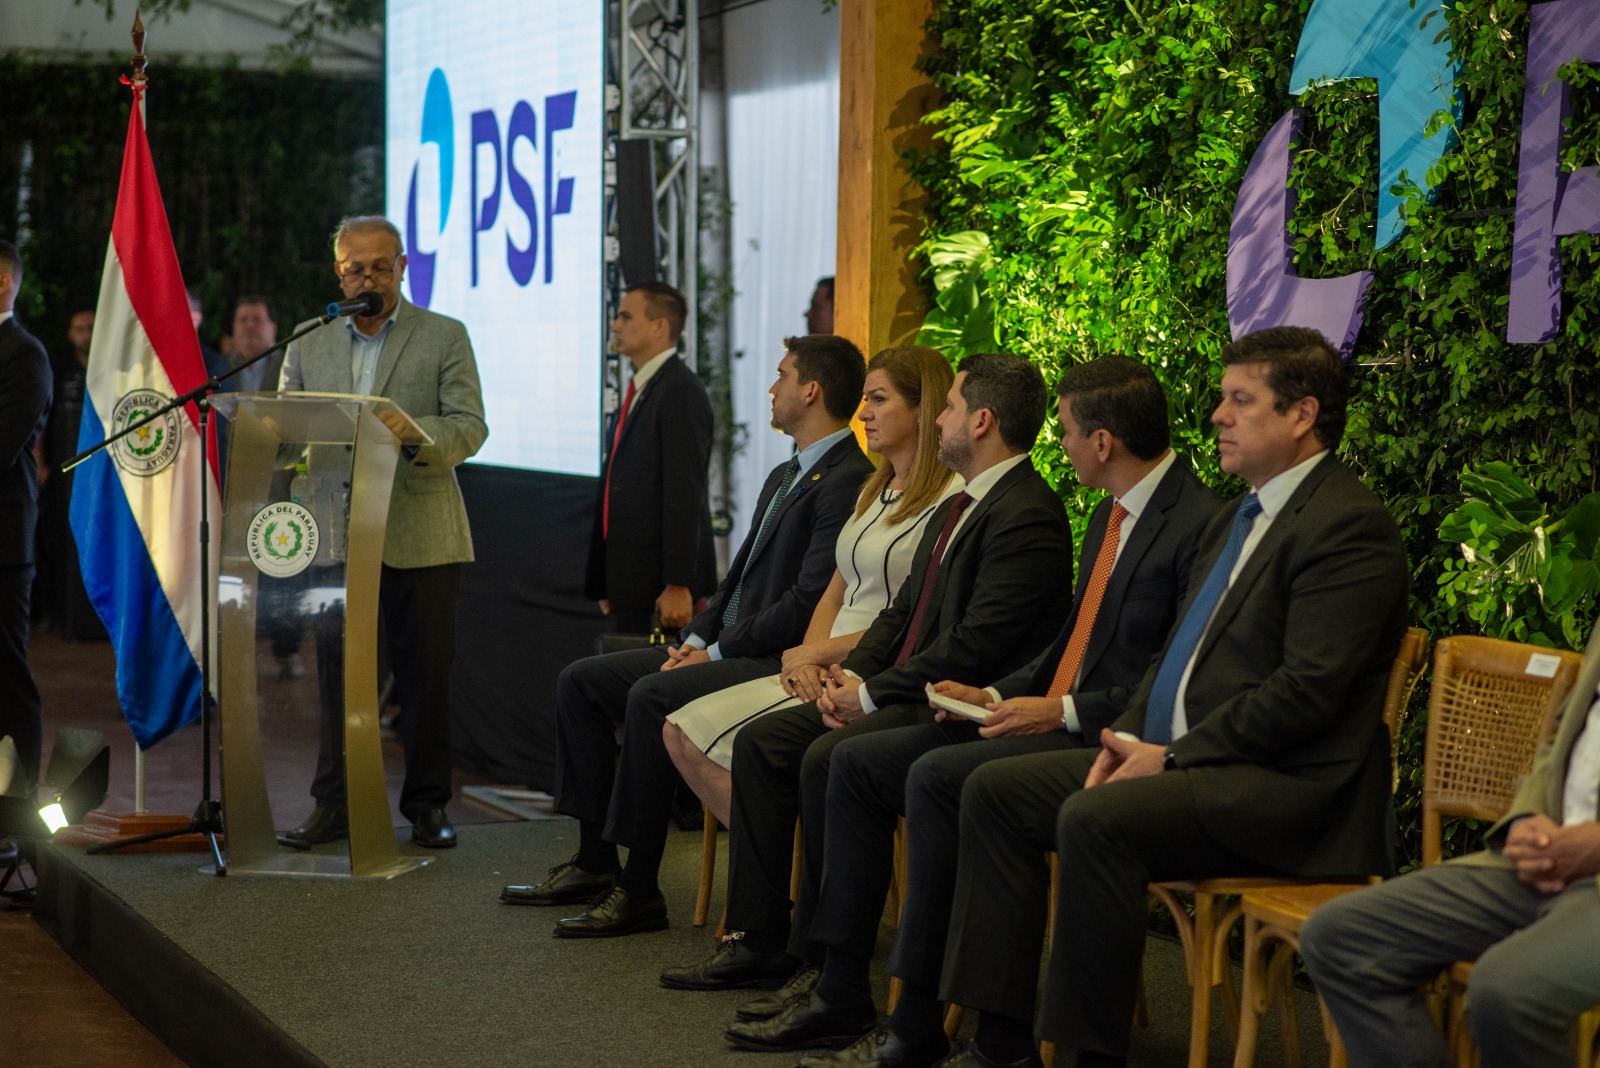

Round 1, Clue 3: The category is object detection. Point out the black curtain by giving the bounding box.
[449,464,609,790]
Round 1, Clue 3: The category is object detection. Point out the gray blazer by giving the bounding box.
[279,299,488,569]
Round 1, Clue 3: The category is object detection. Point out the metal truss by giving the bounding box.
[606,0,700,366]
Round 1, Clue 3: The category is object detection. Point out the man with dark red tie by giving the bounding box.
[584,282,715,635]
[669,353,1076,1053]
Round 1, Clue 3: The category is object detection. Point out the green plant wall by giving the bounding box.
[911,0,1600,867]
[0,57,382,370]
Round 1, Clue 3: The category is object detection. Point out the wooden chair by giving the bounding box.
[1143,626,1432,1068]
[1234,633,1580,1068]
[1420,638,1589,1068]
[944,631,1433,1065]
[1230,626,1430,1066]
[693,805,802,937]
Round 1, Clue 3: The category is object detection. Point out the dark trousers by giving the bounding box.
[553,647,776,853]
[312,562,460,820]
[866,729,1083,989]
[0,564,41,791]
[942,750,1266,1056]
[724,700,931,961]
[1302,865,1600,1068]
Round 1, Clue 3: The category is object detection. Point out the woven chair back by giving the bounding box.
[1422,635,1583,865]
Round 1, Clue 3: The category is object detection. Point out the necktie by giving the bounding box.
[895,492,975,665]
[722,457,802,627]
[601,378,637,539]
[1046,502,1129,698]
[1142,493,1263,744]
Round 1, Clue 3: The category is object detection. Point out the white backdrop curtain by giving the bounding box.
[720,0,841,538]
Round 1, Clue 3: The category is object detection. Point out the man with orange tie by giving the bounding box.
[932,328,1408,1068]
[701,356,1219,1063]
[584,282,716,634]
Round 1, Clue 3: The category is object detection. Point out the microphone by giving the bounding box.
[325,291,384,319]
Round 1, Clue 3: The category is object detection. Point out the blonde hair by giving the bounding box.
[855,345,958,523]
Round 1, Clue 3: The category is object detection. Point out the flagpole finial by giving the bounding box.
[131,10,148,88]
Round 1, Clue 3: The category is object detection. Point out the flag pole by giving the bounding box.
[131,8,149,819]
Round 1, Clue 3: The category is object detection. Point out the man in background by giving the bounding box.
[806,277,834,335]
[586,282,715,635]
[217,296,280,393]
[0,240,53,795]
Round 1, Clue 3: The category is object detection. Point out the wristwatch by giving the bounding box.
[1162,746,1177,771]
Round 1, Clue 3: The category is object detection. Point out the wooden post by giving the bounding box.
[835,0,938,359]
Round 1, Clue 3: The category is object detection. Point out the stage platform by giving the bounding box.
[32,817,1328,1067]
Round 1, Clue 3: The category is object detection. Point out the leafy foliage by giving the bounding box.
[0,57,382,369]
[912,0,1600,868]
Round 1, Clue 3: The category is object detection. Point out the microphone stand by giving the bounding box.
[68,306,358,870]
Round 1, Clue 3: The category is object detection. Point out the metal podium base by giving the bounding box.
[203,853,434,880]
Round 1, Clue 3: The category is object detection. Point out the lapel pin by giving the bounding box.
[810,473,821,482]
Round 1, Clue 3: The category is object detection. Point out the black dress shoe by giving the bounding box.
[932,1041,1045,1068]
[660,932,797,990]
[735,962,821,1020]
[283,804,348,845]
[725,990,876,1052]
[553,886,668,938]
[410,807,456,848]
[500,858,617,906]
[797,1022,950,1067]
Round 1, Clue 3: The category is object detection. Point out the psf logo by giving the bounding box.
[109,389,182,476]
[247,502,320,578]
[404,67,578,308]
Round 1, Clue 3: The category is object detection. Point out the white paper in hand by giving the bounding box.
[924,682,992,724]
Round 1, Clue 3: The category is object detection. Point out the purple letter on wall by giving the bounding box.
[1508,0,1600,344]
[1227,111,1374,356]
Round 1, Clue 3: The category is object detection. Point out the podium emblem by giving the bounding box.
[109,389,182,476]
[246,502,321,578]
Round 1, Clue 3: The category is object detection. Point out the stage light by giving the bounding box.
[0,729,111,837]
[38,803,69,834]
[43,730,110,828]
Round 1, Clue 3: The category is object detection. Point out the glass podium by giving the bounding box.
[210,392,432,879]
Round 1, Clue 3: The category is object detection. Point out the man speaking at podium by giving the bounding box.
[278,215,488,850]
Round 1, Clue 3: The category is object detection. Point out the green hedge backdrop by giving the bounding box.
[910,0,1600,867]
[0,58,382,370]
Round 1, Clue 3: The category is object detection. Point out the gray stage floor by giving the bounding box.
[39,817,1329,1068]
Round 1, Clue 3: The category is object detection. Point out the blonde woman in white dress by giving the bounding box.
[665,345,961,827]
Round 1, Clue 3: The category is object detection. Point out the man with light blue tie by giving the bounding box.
[924,327,1409,1068]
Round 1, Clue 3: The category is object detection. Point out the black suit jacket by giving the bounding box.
[844,457,1076,707]
[993,458,1222,740]
[1113,454,1409,878]
[586,355,717,612]
[0,317,52,567]
[685,433,873,659]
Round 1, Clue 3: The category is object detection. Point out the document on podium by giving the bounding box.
[924,682,992,724]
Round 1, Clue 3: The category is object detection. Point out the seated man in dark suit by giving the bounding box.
[667,352,1078,1052]
[931,327,1409,1068]
[500,335,873,937]
[722,356,1219,1067]
[1301,622,1600,1068]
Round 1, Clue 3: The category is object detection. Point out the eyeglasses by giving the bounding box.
[336,262,396,283]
